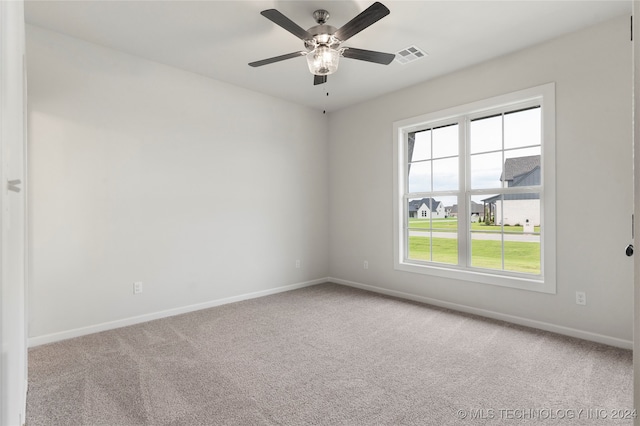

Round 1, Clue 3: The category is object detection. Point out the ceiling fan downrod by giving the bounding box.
[313,9,330,25]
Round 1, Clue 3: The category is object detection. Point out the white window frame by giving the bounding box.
[392,83,556,294]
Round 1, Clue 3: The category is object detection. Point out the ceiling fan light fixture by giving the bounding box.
[307,45,339,76]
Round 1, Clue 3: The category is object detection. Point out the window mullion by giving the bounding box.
[402,132,410,262]
[501,114,506,270]
[429,128,434,262]
[458,117,468,267]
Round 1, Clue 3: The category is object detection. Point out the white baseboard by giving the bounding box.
[28,278,327,347]
[329,277,633,350]
[30,277,632,350]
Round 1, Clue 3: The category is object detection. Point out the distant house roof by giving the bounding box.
[470,201,484,214]
[449,202,483,215]
[501,155,540,182]
[511,166,540,187]
[482,193,540,203]
[484,155,541,203]
[409,198,441,213]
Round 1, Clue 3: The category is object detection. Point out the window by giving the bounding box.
[393,84,556,293]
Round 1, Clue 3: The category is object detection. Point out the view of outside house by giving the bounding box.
[406,123,459,265]
[408,196,458,264]
[407,106,541,275]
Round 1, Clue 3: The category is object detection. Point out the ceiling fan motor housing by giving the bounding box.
[305,24,339,51]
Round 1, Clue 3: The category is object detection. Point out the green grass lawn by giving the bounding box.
[409,236,540,274]
[408,218,540,233]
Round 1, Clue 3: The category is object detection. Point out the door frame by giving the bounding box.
[0,1,27,425]
[634,1,639,423]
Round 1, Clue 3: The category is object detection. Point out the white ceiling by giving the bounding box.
[24,0,631,112]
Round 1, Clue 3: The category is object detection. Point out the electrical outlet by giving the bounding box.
[133,281,143,295]
[575,291,586,306]
[364,260,369,270]
[295,260,301,268]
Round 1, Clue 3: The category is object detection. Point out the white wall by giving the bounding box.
[329,16,633,344]
[27,25,329,341]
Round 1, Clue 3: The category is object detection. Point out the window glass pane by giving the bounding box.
[408,161,431,193]
[500,192,540,228]
[432,195,457,265]
[432,124,458,159]
[432,157,458,191]
[503,147,541,188]
[408,234,431,261]
[505,146,541,160]
[470,233,502,270]
[411,130,431,162]
[431,237,457,264]
[407,198,431,228]
[470,115,502,154]
[503,193,540,274]
[407,198,442,222]
[472,194,500,229]
[407,197,456,264]
[471,195,502,269]
[470,152,502,189]
[504,107,540,150]
[468,197,487,226]
[504,241,540,274]
[407,197,431,261]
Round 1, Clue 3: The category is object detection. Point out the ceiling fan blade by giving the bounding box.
[334,2,390,42]
[261,9,313,40]
[341,47,395,65]
[249,51,306,67]
[314,75,327,85]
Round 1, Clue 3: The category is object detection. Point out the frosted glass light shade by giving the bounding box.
[306,46,339,75]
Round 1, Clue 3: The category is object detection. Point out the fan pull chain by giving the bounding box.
[323,91,329,114]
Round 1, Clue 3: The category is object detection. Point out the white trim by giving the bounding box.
[1,1,28,424]
[329,277,632,350]
[394,261,550,292]
[633,2,640,415]
[394,85,553,131]
[28,278,326,347]
[393,83,556,294]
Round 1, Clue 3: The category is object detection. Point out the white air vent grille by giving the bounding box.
[394,45,428,64]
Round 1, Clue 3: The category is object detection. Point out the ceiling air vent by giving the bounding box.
[394,45,428,65]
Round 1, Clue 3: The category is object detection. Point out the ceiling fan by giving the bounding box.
[248,2,395,85]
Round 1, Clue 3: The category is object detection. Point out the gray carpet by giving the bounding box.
[27,283,633,425]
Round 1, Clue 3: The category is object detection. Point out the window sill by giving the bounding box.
[395,260,556,294]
